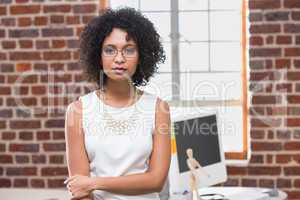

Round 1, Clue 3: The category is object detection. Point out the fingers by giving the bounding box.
[64,175,79,184]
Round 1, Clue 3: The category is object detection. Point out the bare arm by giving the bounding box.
[91,98,171,195]
[65,100,92,200]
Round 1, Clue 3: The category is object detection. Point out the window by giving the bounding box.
[109,0,248,160]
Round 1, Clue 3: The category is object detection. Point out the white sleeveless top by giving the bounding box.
[79,90,160,200]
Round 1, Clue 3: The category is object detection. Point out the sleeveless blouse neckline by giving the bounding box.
[93,90,145,110]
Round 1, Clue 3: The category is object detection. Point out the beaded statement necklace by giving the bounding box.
[99,88,141,135]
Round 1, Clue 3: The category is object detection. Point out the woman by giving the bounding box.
[64,7,171,200]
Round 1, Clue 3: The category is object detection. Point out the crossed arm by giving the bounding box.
[64,98,171,199]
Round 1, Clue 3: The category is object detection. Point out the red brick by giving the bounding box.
[15,0,29,3]
[34,16,48,26]
[252,141,282,151]
[43,51,71,60]
[18,17,31,27]
[0,6,7,15]
[1,131,15,140]
[276,154,292,164]
[277,179,291,188]
[10,5,40,15]
[48,178,65,188]
[45,119,64,128]
[16,63,31,72]
[284,0,300,8]
[32,155,46,164]
[41,167,68,176]
[249,166,281,175]
[250,71,280,81]
[0,121,6,129]
[31,179,45,188]
[266,106,288,115]
[259,179,274,188]
[73,4,96,14]
[250,154,264,163]
[31,86,46,95]
[43,5,71,13]
[284,141,300,150]
[50,15,64,24]
[250,24,281,33]
[287,95,300,104]
[276,36,292,44]
[285,48,300,56]
[224,178,240,187]
[292,11,300,20]
[6,97,37,106]
[275,83,292,92]
[284,167,300,176]
[9,143,39,152]
[252,95,281,104]
[275,58,290,68]
[49,155,64,164]
[0,155,13,163]
[296,36,300,44]
[250,36,263,46]
[227,166,247,175]
[0,179,11,187]
[36,131,50,140]
[41,28,73,37]
[51,40,66,48]
[52,131,65,140]
[9,52,41,61]
[19,131,33,140]
[287,191,300,199]
[250,48,281,57]
[265,11,289,21]
[19,40,33,48]
[6,167,37,176]
[2,40,16,49]
[284,24,300,33]
[15,155,29,163]
[0,86,11,95]
[13,179,28,187]
[9,120,40,129]
[66,16,80,24]
[242,179,257,187]
[249,0,281,9]
[287,72,300,80]
[43,143,65,152]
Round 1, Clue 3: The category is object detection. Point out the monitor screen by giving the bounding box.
[174,114,221,173]
[168,113,227,193]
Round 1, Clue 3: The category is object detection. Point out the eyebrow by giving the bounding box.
[103,44,137,48]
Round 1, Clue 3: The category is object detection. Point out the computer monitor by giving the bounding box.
[169,112,227,194]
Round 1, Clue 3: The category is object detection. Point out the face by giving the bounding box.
[186,148,193,158]
[101,28,139,83]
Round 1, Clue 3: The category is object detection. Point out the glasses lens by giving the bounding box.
[123,47,137,57]
[103,47,116,57]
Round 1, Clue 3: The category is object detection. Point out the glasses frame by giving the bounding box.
[101,45,138,59]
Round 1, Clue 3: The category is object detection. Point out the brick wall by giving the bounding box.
[224,0,300,199]
[1,0,300,199]
[0,0,101,188]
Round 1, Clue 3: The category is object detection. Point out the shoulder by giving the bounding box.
[66,100,82,119]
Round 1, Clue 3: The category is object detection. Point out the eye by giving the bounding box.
[103,47,116,55]
[124,47,137,55]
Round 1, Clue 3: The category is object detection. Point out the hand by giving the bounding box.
[64,175,95,199]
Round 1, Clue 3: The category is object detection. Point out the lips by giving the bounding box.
[112,67,127,74]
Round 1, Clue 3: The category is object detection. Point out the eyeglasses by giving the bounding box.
[102,45,138,58]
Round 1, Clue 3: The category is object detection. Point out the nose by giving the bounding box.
[114,50,125,64]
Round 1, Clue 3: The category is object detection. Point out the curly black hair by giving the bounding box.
[79,7,166,88]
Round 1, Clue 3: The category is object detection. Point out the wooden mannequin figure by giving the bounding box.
[186,148,202,200]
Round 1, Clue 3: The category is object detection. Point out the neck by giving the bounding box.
[103,79,136,98]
